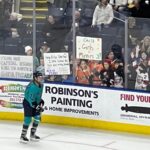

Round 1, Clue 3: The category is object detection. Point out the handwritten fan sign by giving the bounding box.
[76,36,102,60]
[0,55,33,79]
[44,53,70,75]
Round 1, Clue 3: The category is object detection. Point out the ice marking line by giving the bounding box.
[102,141,116,147]
[40,133,61,139]
[101,141,117,150]
[0,136,118,149]
[42,139,118,150]
[103,141,116,147]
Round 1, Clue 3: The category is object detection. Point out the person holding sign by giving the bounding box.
[20,71,44,143]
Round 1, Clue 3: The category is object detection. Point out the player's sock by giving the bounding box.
[20,124,29,143]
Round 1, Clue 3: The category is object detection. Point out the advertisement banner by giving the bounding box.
[43,83,102,120]
[44,53,70,75]
[0,80,28,112]
[76,36,102,60]
[0,55,33,79]
[106,90,150,126]
[42,83,150,126]
[1,81,150,126]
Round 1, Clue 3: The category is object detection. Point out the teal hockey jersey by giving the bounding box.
[24,81,43,107]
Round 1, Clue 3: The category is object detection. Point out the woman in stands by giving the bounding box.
[100,59,114,87]
[75,59,91,85]
[92,0,114,31]
[88,60,103,86]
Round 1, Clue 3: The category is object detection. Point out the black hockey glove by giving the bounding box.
[36,105,44,113]
[39,99,44,106]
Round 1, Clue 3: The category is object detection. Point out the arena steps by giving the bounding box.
[19,0,48,39]
[20,0,48,22]
[20,0,48,8]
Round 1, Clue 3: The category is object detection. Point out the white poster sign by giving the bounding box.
[0,55,33,79]
[44,53,70,75]
[76,36,102,60]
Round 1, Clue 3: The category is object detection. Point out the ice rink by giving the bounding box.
[0,120,150,150]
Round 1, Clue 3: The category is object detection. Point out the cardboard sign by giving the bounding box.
[76,36,102,60]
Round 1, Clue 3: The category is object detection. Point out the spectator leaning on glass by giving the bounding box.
[20,71,44,143]
[92,0,114,31]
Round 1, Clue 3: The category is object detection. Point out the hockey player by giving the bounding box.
[20,71,44,143]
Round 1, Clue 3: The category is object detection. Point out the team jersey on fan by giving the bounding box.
[24,81,43,107]
[135,66,149,90]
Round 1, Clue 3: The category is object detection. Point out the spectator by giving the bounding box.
[104,51,117,68]
[129,45,140,65]
[9,12,26,38]
[114,73,124,88]
[128,0,141,17]
[3,0,13,14]
[61,74,75,83]
[42,15,55,38]
[92,0,114,31]
[64,0,81,13]
[89,60,103,85]
[37,41,50,60]
[0,0,13,20]
[111,44,124,62]
[75,59,91,84]
[135,59,149,90]
[113,59,124,88]
[64,10,83,53]
[65,9,84,28]
[128,17,141,48]
[126,64,137,89]
[140,36,150,57]
[42,15,67,52]
[36,57,45,77]
[63,22,84,55]
[45,75,56,82]
[130,36,150,64]
[100,59,114,87]
[25,46,39,71]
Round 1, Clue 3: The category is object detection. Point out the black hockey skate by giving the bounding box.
[30,134,40,141]
[20,136,29,144]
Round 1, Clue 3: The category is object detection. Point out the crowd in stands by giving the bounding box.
[0,0,14,38]
[127,35,150,90]
[0,0,150,91]
[74,43,124,88]
[0,0,13,20]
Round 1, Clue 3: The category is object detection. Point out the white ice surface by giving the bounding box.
[0,120,150,150]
